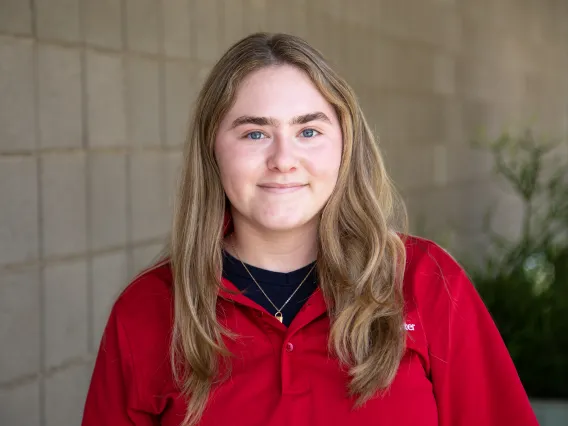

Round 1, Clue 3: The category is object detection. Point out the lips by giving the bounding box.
[258,183,308,193]
[259,183,306,188]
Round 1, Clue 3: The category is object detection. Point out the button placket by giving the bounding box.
[281,330,310,394]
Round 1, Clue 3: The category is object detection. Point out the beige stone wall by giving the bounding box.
[0,1,567,425]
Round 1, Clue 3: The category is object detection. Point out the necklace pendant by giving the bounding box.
[275,312,283,323]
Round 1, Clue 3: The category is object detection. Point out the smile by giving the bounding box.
[257,183,308,194]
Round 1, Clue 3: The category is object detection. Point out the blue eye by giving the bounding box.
[246,131,265,140]
[301,128,319,138]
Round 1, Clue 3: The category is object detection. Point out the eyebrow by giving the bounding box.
[229,111,332,129]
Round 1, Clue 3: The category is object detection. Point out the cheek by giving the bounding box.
[308,144,342,183]
[215,142,240,198]
[218,160,246,193]
[216,138,241,176]
[215,145,260,198]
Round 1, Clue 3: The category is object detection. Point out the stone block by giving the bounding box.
[432,144,448,187]
[44,363,91,426]
[41,153,87,258]
[445,144,493,184]
[44,260,89,369]
[83,0,123,50]
[86,51,127,147]
[344,0,370,27]
[0,0,32,35]
[92,251,128,348]
[380,94,449,148]
[326,0,343,20]
[358,89,384,137]
[129,152,170,242]
[433,53,456,96]
[165,150,184,212]
[440,98,465,145]
[304,0,328,53]
[459,14,498,63]
[405,187,452,237]
[0,37,35,152]
[223,0,246,48]
[458,181,506,235]
[407,181,506,237]
[0,381,40,426]
[126,56,161,147]
[461,0,497,32]
[267,1,293,34]
[0,268,40,383]
[125,0,160,54]
[35,0,80,43]
[243,0,268,33]
[386,143,437,192]
[443,7,462,54]
[374,0,407,39]
[456,56,500,102]
[287,0,309,39]
[191,0,223,63]
[367,39,394,91]
[317,19,346,69]
[163,0,191,57]
[420,2,458,50]
[342,26,372,91]
[132,242,164,276]
[267,0,310,39]
[37,44,82,149]
[0,157,39,265]
[376,0,456,49]
[164,60,193,147]
[459,98,497,143]
[370,99,398,152]
[89,152,128,251]
[373,39,439,92]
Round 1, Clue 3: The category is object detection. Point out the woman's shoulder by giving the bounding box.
[403,234,464,278]
[95,261,176,413]
[402,234,471,306]
[112,260,174,335]
[401,235,484,350]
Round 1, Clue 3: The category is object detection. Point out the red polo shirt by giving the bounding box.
[82,236,538,426]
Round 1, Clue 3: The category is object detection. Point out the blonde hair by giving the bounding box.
[168,32,408,425]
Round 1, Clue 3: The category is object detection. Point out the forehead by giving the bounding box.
[226,65,335,119]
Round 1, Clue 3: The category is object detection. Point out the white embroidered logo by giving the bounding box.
[404,323,415,331]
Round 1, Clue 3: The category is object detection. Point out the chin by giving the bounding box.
[255,213,316,232]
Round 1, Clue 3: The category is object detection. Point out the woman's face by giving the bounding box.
[215,65,343,232]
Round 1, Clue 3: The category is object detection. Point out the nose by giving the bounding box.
[266,134,298,172]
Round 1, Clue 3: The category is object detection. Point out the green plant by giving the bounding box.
[465,129,568,398]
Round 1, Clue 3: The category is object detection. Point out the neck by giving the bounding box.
[226,215,318,273]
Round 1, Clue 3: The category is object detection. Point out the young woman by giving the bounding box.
[82,33,538,426]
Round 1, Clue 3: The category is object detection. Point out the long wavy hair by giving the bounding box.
[168,32,408,425]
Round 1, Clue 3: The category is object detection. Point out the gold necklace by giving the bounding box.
[229,238,316,324]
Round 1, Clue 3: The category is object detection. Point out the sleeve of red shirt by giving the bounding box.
[419,247,539,426]
[82,304,157,426]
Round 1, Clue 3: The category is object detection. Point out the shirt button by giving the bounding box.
[286,342,294,352]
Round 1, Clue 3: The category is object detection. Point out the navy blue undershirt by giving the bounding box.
[222,250,318,327]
